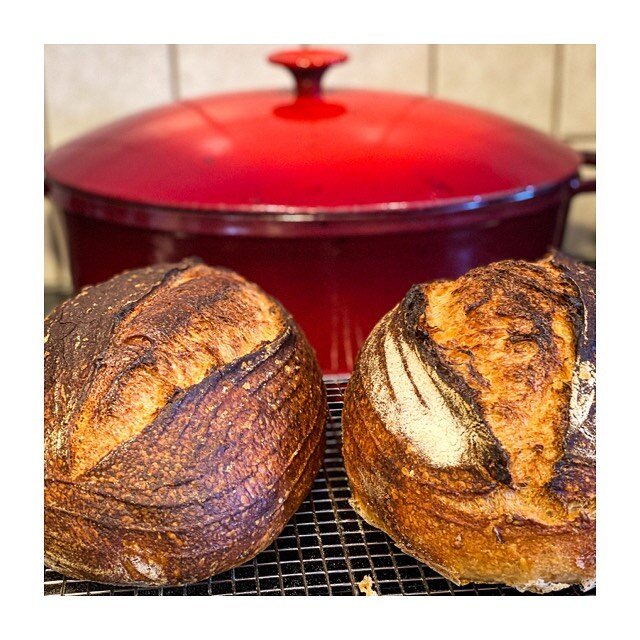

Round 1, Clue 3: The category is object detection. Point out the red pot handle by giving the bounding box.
[571,150,596,194]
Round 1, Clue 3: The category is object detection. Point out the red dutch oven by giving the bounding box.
[45,48,595,374]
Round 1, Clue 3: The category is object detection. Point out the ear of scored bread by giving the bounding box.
[544,252,596,501]
[414,249,594,497]
[343,251,595,592]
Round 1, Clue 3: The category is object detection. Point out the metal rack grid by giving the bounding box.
[44,377,595,596]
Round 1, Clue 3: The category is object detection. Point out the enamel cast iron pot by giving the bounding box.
[45,48,596,374]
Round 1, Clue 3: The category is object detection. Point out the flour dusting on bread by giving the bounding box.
[343,252,596,594]
[362,312,469,466]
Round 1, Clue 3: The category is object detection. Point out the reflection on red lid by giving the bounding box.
[45,48,580,214]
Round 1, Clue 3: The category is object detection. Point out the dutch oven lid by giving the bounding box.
[45,48,580,214]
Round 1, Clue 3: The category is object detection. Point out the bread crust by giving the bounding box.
[343,252,595,593]
[45,259,326,586]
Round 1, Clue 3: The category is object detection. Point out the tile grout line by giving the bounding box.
[44,90,51,152]
[427,44,438,96]
[43,46,51,152]
[168,44,181,101]
[550,43,565,137]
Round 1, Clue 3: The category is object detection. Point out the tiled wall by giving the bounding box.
[44,44,596,289]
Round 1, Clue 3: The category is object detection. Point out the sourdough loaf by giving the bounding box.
[44,259,326,586]
[343,252,595,593]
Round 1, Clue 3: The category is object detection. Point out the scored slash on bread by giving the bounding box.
[44,258,327,587]
[343,251,595,593]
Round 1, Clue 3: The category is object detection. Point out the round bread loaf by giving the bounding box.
[343,252,595,593]
[44,259,326,586]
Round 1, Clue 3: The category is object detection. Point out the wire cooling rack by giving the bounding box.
[44,377,595,596]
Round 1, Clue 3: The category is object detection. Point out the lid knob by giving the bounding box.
[269,48,348,98]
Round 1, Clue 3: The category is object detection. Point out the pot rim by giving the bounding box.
[47,172,579,222]
[45,173,580,237]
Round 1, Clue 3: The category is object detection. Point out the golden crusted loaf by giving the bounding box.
[44,259,326,586]
[343,252,595,593]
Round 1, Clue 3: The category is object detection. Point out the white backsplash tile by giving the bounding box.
[45,44,172,148]
[559,44,596,137]
[435,44,556,132]
[317,44,430,94]
[177,44,294,98]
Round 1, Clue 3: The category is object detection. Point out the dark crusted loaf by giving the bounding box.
[44,259,326,586]
[343,252,595,593]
